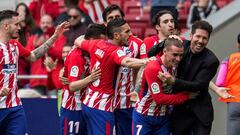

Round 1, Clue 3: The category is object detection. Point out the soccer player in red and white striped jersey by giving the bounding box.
[140,10,175,58]
[0,10,69,135]
[102,5,145,135]
[60,23,105,135]
[133,37,195,135]
[75,18,148,135]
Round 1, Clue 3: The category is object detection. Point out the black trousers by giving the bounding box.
[171,108,212,135]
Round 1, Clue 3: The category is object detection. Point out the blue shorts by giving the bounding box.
[0,105,27,135]
[60,107,86,135]
[82,104,115,135]
[132,109,170,135]
[114,108,133,135]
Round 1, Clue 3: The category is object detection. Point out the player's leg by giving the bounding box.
[82,104,115,135]
[60,107,85,135]
[114,108,133,135]
[132,109,153,135]
[3,106,27,135]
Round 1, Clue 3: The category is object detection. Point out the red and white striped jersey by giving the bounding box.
[61,48,88,111]
[114,36,142,109]
[81,40,126,112]
[135,60,188,116]
[0,40,31,108]
[140,35,162,58]
[79,0,110,23]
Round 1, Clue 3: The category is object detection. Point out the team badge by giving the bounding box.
[140,44,146,55]
[151,82,160,94]
[117,50,125,57]
[70,66,79,77]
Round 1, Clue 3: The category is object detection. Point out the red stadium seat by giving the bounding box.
[144,27,156,38]
[123,1,142,15]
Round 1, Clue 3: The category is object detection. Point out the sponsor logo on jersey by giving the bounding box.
[140,44,146,55]
[2,64,17,74]
[70,66,79,77]
[151,82,160,94]
[95,49,104,58]
[117,50,125,57]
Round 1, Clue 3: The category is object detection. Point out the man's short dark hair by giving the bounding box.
[84,23,106,39]
[0,10,18,23]
[164,37,183,50]
[191,20,213,37]
[151,10,174,27]
[102,4,125,22]
[106,18,127,39]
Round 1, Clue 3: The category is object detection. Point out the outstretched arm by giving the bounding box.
[27,21,70,62]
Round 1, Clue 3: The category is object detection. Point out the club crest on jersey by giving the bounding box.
[2,64,17,74]
[151,82,160,94]
[95,49,104,58]
[140,44,146,55]
[70,66,79,77]
[117,50,125,57]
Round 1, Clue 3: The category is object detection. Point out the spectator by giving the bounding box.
[78,0,110,23]
[29,0,60,25]
[54,0,92,26]
[16,2,37,46]
[25,14,54,95]
[187,0,218,28]
[63,6,92,46]
[15,2,37,89]
[214,33,240,135]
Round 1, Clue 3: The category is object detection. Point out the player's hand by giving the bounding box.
[59,68,69,85]
[158,72,175,85]
[53,21,70,37]
[90,66,101,82]
[215,87,234,99]
[44,56,58,72]
[127,91,139,102]
[168,35,183,43]
[0,87,10,96]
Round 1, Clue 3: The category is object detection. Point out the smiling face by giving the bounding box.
[163,43,184,68]
[190,29,209,54]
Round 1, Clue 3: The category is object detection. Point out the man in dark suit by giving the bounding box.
[158,20,219,135]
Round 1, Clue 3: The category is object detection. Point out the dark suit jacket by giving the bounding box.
[172,40,219,126]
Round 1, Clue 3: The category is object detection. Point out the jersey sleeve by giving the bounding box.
[81,40,98,53]
[111,49,127,65]
[67,52,85,83]
[14,40,31,58]
[144,62,189,105]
